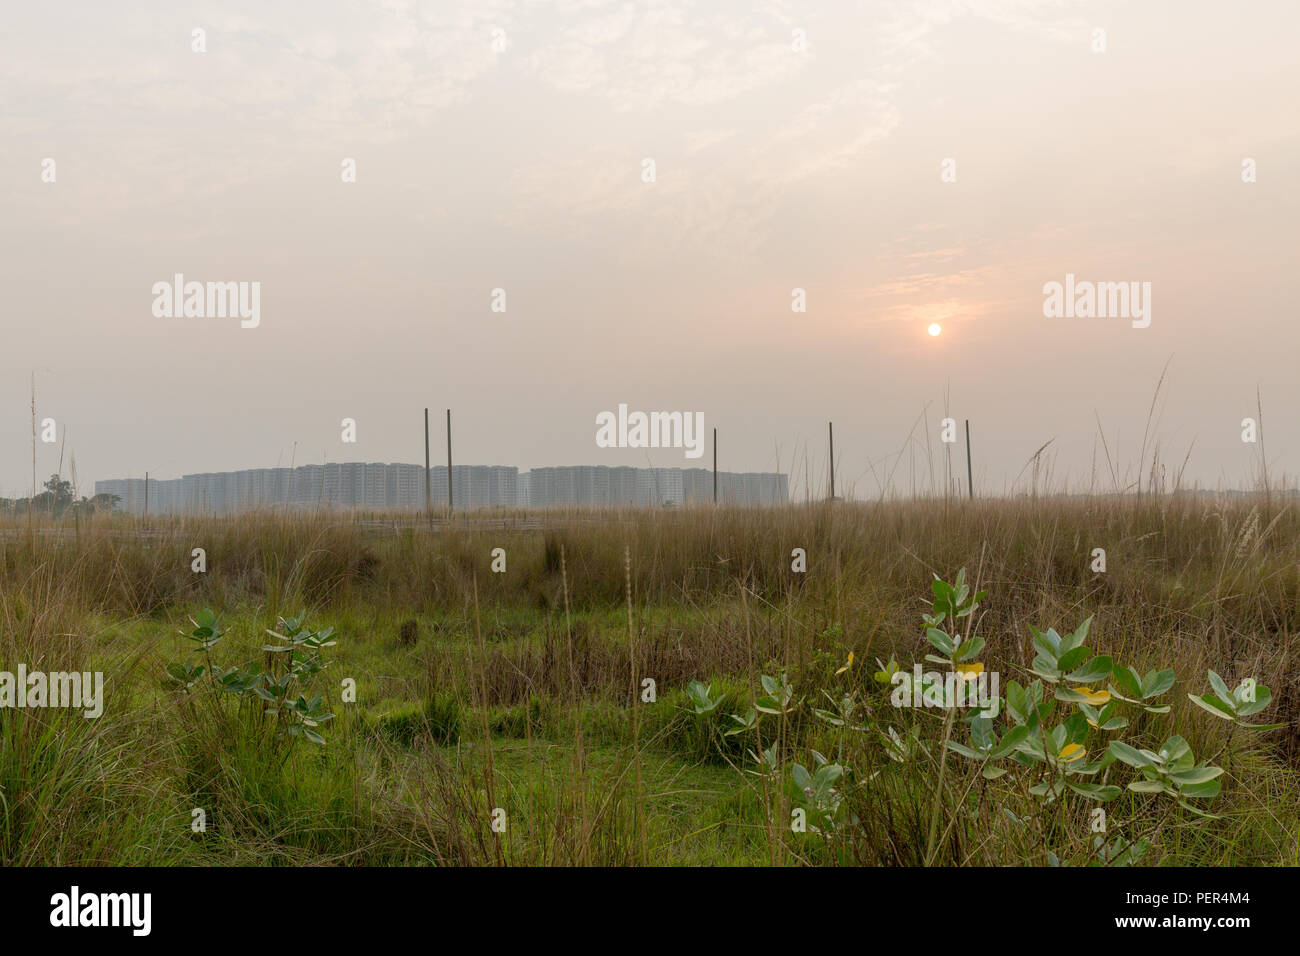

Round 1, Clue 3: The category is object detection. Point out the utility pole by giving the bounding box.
[144,472,149,517]
[828,422,836,500]
[713,427,718,504]
[965,419,974,500]
[446,409,453,514]
[424,408,431,516]
[29,373,36,539]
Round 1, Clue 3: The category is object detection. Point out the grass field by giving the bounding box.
[1,497,1296,866]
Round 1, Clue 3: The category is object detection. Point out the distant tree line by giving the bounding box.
[0,474,120,517]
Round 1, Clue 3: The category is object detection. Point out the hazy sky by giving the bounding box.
[2,0,1297,499]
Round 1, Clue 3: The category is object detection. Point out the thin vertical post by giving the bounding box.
[828,422,835,500]
[424,408,431,516]
[446,409,453,513]
[29,373,35,538]
[713,428,717,504]
[144,471,149,517]
[965,419,974,500]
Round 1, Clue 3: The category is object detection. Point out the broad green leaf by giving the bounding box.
[927,628,955,656]
[1005,681,1028,723]
[1108,741,1157,768]
[1066,655,1113,683]
[1029,655,1061,682]
[1235,684,1272,717]
[1141,669,1175,698]
[990,724,1030,759]
[1109,665,1143,700]
[1066,781,1121,801]
[1057,645,1092,673]
[1169,767,1223,786]
[1187,693,1236,719]
[1060,616,1092,654]
[812,709,845,727]
[1158,736,1192,766]
[1178,779,1223,799]
[1127,779,1166,793]
[1031,626,1062,659]
[1207,670,1233,705]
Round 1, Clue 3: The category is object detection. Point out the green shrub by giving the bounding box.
[489,694,545,738]
[424,692,463,745]
[645,677,752,764]
[369,703,428,747]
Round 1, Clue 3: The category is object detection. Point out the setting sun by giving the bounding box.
[928,322,943,337]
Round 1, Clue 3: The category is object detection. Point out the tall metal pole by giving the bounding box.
[965,419,974,500]
[713,427,717,504]
[144,471,149,517]
[424,408,431,515]
[446,409,453,513]
[828,422,835,500]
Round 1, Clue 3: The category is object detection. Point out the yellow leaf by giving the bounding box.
[1058,743,1085,763]
[1074,685,1111,706]
[835,651,854,675]
[954,662,984,681]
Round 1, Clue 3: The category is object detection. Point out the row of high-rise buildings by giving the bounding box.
[95,464,788,514]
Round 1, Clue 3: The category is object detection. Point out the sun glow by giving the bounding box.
[928,322,942,337]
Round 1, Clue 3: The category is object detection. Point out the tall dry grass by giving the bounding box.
[0,492,1295,865]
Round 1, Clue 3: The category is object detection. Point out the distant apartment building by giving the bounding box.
[96,463,787,514]
[608,466,638,506]
[94,464,521,515]
[681,468,790,506]
[515,465,784,508]
[387,463,425,509]
[635,468,684,507]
